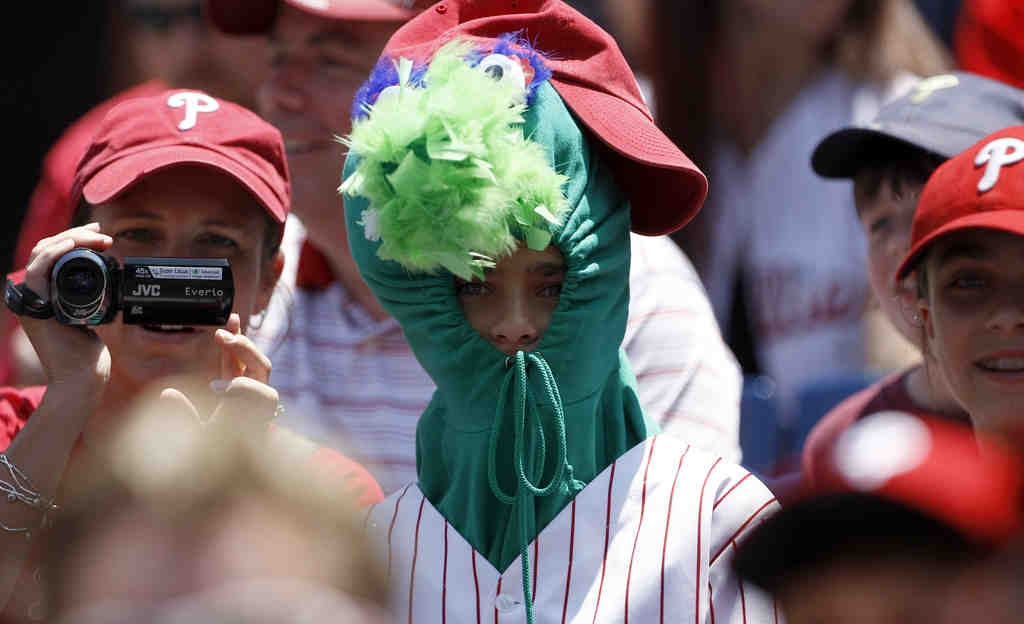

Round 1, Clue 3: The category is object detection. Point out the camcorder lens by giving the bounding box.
[56,258,105,308]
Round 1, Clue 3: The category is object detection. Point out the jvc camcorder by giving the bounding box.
[48,249,234,326]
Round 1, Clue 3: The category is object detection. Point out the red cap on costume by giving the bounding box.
[70,89,291,227]
[380,0,708,236]
[206,0,423,34]
[819,411,1023,545]
[896,125,1024,280]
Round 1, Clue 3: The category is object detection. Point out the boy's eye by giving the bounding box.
[950,275,986,290]
[455,281,489,296]
[537,284,562,297]
[868,216,890,234]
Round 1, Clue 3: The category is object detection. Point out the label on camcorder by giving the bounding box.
[145,265,224,280]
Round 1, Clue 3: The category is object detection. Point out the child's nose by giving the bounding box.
[492,304,538,349]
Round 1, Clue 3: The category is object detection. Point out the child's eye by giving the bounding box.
[869,216,890,234]
[537,284,562,297]
[455,281,489,296]
[948,273,987,291]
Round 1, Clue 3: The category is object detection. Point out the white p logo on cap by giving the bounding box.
[167,92,220,131]
[975,137,1024,193]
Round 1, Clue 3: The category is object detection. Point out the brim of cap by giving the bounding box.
[812,127,941,179]
[81,145,287,224]
[733,492,989,593]
[896,210,1024,280]
[551,78,708,236]
[207,0,414,35]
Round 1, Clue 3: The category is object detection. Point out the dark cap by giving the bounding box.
[812,71,1024,179]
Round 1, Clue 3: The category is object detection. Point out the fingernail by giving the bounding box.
[215,329,234,341]
[209,379,230,392]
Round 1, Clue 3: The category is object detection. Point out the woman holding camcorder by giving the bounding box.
[0,90,380,622]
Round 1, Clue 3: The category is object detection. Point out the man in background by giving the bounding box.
[209,0,746,493]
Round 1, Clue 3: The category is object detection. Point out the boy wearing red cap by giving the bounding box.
[0,90,381,621]
[898,125,1024,447]
[801,72,1024,493]
[342,2,778,622]
[207,0,745,494]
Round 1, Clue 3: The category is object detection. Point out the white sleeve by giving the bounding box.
[705,462,780,624]
[626,235,743,463]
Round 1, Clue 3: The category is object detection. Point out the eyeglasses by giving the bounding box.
[121,2,203,33]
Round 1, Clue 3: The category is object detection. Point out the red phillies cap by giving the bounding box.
[822,411,1023,544]
[70,89,291,227]
[206,0,423,34]
[896,125,1024,280]
[378,0,708,236]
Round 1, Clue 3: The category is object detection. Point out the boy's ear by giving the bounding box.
[256,250,285,315]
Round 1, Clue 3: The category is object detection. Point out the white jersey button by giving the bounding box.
[494,594,520,612]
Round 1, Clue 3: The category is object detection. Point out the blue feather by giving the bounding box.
[350,33,555,121]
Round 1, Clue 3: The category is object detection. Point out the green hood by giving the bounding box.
[344,81,654,570]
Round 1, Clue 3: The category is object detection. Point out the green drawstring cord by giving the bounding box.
[487,350,584,624]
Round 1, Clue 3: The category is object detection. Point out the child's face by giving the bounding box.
[919,229,1024,440]
[455,244,565,356]
[854,173,922,344]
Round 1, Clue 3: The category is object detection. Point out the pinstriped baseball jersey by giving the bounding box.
[365,435,779,623]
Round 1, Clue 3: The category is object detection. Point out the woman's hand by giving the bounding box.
[157,313,279,431]
[19,223,113,401]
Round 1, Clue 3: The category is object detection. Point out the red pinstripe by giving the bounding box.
[737,545,748,624]
[533,536,539,600]
[660,445,691,624]
[408,497,426,624]
[494,577,502,624]
[709,498,778,566]
[590,460,618,624]
[442,521,449,624]
[714,473,753,510]
[472,550,481,624]
[561,499,577,624]
[708,582,716,624]
[695,458,723,624]
[624,436,658,624]
[387,484,413,580]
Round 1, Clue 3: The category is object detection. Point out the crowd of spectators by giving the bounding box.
[3,0,1024,622]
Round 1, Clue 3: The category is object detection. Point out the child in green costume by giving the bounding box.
[343,2,780,622]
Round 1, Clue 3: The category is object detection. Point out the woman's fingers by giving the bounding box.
[208,376,279,428]
[215,330,272,384]
[218,313,244,379]
[23,224,113,297]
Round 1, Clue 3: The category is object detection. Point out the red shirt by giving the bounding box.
[801,365,971,492]
[0,385,384,623]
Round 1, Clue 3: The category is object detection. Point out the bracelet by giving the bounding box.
[0,454,59,539]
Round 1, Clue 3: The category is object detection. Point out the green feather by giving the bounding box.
[340,39,569,277]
